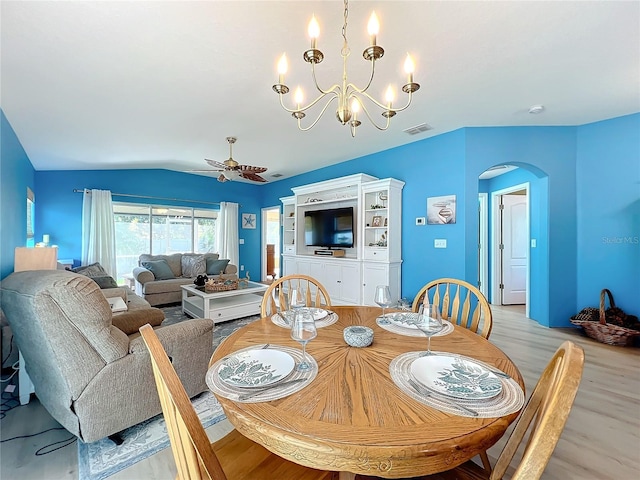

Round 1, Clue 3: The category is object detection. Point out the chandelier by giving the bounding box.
[272,0,420,137]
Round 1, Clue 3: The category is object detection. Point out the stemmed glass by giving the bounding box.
[374,285,394,320]
[290,308,317,370]
[416,304,444,355]
[289,285,306,311]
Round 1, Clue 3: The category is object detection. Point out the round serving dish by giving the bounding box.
[343,326,374,347]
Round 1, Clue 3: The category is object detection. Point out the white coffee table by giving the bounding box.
[181,281,268,324]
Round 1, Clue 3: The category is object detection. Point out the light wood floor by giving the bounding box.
[1,305,638,479]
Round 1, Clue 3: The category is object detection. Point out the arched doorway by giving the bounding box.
[478,164,549,322]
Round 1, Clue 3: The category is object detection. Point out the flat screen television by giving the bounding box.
[304,207,354,248]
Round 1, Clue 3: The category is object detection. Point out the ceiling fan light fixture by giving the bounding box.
[222,170,240,180]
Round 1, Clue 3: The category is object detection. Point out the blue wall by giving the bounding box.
[34,169,264,277]
[2,111,638,327]
[0,110,35,279]
[576,114,640,313]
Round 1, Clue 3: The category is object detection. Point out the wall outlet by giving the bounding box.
[434,239,447,248]
[531,239,537,248]
[416,217,426,225]
[239,238,245,245]
[240,265,244,271]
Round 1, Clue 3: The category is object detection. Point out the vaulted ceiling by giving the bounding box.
[2,1,638,182]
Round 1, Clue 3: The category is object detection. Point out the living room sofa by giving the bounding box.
[133,252,238,306]
[0,270,214,442]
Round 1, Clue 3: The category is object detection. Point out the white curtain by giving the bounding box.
[81,189,117,277]
[215,202,239,267]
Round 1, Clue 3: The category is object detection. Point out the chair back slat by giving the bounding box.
[140,325,227,480]
[490,341,585,480]
[261,275,332,317]
[412,278,493,339]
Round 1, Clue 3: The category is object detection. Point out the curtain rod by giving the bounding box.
[73,189,241,207]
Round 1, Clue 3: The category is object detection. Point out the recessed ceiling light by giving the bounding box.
[528,105,545,114]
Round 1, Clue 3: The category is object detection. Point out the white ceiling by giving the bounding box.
[2,1,638,183]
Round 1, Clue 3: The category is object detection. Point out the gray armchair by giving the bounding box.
[0,270,214,442]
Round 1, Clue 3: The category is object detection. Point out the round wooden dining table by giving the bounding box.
[209,306,525,479]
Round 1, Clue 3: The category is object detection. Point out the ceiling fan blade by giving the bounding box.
[240,172,268,183]
[238,164,267,174]
[188,169,222,173]
[217,174,229,183]
[206,159,227,169]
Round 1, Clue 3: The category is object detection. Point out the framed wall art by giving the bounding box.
[427,195,456,224]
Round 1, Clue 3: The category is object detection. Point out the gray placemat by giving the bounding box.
[390,351,524,418]
[207,344,318,403]
[271,310,338,329]
[377,315,454,337]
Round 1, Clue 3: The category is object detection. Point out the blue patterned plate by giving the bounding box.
[387,312,422,329]
[410,354,503,400]
[218,349,295,388]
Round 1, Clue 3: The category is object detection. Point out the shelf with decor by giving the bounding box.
[361,179,403,263]
[280,196,296,254]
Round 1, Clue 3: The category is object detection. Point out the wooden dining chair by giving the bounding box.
[412,278,493,340]
[139,324,337,480]
[356,340,585,480]
[261,274,332,317]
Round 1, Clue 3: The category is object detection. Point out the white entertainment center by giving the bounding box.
[280,173,404,306]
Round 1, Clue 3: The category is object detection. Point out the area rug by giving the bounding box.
[77,306,260,480]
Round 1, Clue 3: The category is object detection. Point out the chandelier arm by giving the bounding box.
[297,96,339,131]
[357,58,377,94]
[357,100,393,131]
[356,89,416,113]
[278,88,340,114]
[310,63,337,96]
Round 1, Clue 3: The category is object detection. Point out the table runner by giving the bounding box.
[271,310,339,329]
[377,317,454,337]
[206,344,318,403]
[390,351,524,418]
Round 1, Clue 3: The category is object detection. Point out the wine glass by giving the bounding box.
[290,308,317,370]
[289,285,306,311]
[374,285,394,320]
[416,304,444,355]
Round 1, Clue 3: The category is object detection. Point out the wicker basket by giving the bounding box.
[204,279,239,292]
[570,289,640,346]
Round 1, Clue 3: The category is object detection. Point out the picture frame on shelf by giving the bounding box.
[372,216,382,227]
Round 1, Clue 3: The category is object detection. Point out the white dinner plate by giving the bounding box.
[410,354,503,400]
[218,349,295,388]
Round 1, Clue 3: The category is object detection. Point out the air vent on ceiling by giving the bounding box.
[403,123,433,135]
[271,173,283,178]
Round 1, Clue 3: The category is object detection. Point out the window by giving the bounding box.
[26,187,35,247]
[113,203,217,282]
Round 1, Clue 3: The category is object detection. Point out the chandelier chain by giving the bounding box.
[341,0,350,57]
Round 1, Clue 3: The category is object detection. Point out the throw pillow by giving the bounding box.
[91,275,119,289]
[206,258,230,276]
[141,259,175,280]
[71,262,107,278]
[181,254,207,278]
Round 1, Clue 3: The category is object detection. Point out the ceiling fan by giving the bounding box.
[190,137,268,183]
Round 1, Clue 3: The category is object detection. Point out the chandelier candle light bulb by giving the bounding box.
[308,15,320,49]
[368,11,379,46]
[271,0,419,136]
[405,54,415,84]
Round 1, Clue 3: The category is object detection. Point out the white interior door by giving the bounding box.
[501,194,527,305]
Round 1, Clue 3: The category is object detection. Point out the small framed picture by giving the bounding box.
[372,216,382,227]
